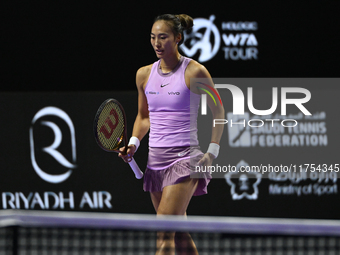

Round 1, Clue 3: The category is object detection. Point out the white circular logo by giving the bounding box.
[29,107,77,183]
[180,15,221,62]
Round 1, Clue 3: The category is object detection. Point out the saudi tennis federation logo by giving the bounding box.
[227,112,251,147]
[180,15,220,62]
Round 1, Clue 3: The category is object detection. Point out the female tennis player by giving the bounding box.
[119,14,225,255]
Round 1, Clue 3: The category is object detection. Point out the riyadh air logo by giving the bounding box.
[29,107,77,183]
[225,160,262,200]
[180,15,220,62]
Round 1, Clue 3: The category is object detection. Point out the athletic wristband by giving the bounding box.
[207,142,220,159]
[128,136,140,152]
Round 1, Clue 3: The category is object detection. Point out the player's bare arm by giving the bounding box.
[186,60,225,165]
[119,65,152,162]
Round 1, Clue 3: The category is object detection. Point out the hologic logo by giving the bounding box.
[180,15,221,62]
[29,107,77,183]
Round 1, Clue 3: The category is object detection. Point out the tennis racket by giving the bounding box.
[93,99,143,179]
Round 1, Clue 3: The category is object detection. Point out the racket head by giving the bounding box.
[93,99,128,153]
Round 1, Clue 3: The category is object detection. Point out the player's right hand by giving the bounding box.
[118,145,136,163]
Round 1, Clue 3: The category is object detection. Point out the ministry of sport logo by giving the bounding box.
[180,15,258,62]
[225,160,262,200]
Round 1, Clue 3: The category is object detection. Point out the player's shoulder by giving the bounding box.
[137,64,153,77]
[186,59,211,78]
[136,64,153,87]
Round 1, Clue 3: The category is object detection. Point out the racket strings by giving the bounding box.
[96,102,125,150]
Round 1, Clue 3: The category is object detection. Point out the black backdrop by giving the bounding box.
[2,0,340,92]
[1,1,340,219]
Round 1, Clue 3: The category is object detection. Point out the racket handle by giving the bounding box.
[128,157,143,179]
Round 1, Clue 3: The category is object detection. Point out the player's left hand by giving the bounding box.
[197,152,215,167]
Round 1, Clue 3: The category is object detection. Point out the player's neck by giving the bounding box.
[160,53,181,73]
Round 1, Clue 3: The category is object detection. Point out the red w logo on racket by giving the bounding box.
[99,108,119,139]
[94,99,143,179]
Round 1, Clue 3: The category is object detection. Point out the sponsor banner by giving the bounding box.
[3,3,340,94]
[190,78,340,218]
[0,92,150,213]
[0,84,340,219]
[193,78,339,177]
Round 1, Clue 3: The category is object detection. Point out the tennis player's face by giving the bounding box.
[150,21,178,59]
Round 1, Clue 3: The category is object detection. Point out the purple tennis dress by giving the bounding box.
[143,56,211,196]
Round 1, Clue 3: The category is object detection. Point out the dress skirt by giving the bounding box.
[143,146,212,196]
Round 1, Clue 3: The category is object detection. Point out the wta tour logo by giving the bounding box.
[180,15,258,62]
[29,107,77,183]
[180,15,220,62]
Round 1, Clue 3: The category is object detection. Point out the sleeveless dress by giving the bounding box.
[143,56,211,196]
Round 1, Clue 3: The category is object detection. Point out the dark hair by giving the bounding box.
[154,14,193,46]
